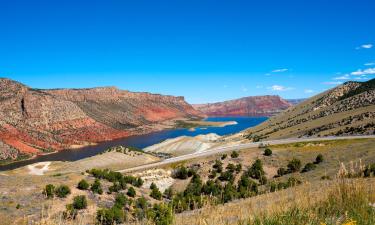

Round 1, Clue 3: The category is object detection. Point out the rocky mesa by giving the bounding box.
[193,95,292,117]
[0,78,203,161]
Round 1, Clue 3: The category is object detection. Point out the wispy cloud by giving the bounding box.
[268,85,293,91]
[364,62,375,66]
[271,68,288,73]
[241,86,248,92]
[351,68,375,76]
[356,44,373,50]
[334,74,350,80]
[304,89,314,94]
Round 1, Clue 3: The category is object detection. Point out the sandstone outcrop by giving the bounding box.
[0,78,203,161]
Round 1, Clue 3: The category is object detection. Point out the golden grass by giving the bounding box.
[175,178,375,225]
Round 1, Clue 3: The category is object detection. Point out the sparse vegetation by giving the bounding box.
[43,184,55,198]
[231,151,239,158]
[127,187,136,197]
[54,185,71,198]
[315,153,324,164]
[264,148,273,156]
[287,158,302,173]
[302,162,317,173]
[91,179,103,195]
[77,179,89,190]
[150,183,163,200]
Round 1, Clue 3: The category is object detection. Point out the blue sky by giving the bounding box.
[1,0,374,103]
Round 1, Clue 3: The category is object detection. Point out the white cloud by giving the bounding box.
[356,44,373,50]
[268,85,293,91]
[364,62,375,66]
[272,68,288,73]
[351,68,375,76]
[334,74,350,80]
[304,89,314,94]
[241,86,248,92]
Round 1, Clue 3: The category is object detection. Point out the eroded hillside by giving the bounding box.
[0,78,203,162]
[244,79,375,141]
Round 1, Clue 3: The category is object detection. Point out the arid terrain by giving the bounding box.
[0,80,374,225]
[0,78,203,163]
[244,79,375,141]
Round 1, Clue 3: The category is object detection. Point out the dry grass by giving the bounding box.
[175,178,375,225]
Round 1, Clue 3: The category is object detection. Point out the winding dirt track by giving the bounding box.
[118,135,375,173]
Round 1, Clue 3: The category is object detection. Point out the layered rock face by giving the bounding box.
[0,78,203,161]
[193,95,292,117]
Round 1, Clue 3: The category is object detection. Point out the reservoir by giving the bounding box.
[0,117,267,171]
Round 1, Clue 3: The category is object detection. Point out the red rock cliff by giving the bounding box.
[193,95,292,117]
[0,78,203,160]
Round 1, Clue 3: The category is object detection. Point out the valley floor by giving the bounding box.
[0,137,374,225]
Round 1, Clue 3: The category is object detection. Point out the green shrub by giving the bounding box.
[108,182,122,193]
[231,151,239,158]
[43,184,55,198]
[72,195,87,210]
[264,148,273,156]
[77,179,89,190]
[164,188,174,199]
[202,180,222,196]
[247,159,265,180]
[134,177,144,187]
[315,154,324,164]
[64,204,78,220]
[208,170,217,179]
[114,193,128,209]
[127,187,136,197]
[237,175,258,198]
[226,163,236,173]
[213,160,223,173]
[150,183,162,200]
[218,171,235,182]
[55,185,71,198]
[147,203,174,225]
[235,164,242,173]
[173,166,189,179]
[287,158,302,173]
[302,162,317,173]
[96,207,125,225]
[221,154,227,160]
[184,174,203,197]
[222,183,237,203]
[277,167,287,177]
[259,175,268,185]
[91,179,103,195]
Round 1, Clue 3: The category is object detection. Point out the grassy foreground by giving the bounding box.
[175,178,375,225]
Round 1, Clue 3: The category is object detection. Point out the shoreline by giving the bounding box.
[0,118,237,169]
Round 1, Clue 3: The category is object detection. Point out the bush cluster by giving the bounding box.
[44,184,71,199]
[172,166,196,180]
[88,169,144,187]
[64,195,87,220]
[150,183,162,200]
[269,177,302,192]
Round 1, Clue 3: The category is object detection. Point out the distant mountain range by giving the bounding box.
[193,95,292,117]
[244,79,375,140]
[0,78,203,162]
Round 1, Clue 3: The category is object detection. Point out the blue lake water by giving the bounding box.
[0,117,267,171]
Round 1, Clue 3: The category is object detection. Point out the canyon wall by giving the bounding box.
[193,95,292,117]
[0,78,203,161]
